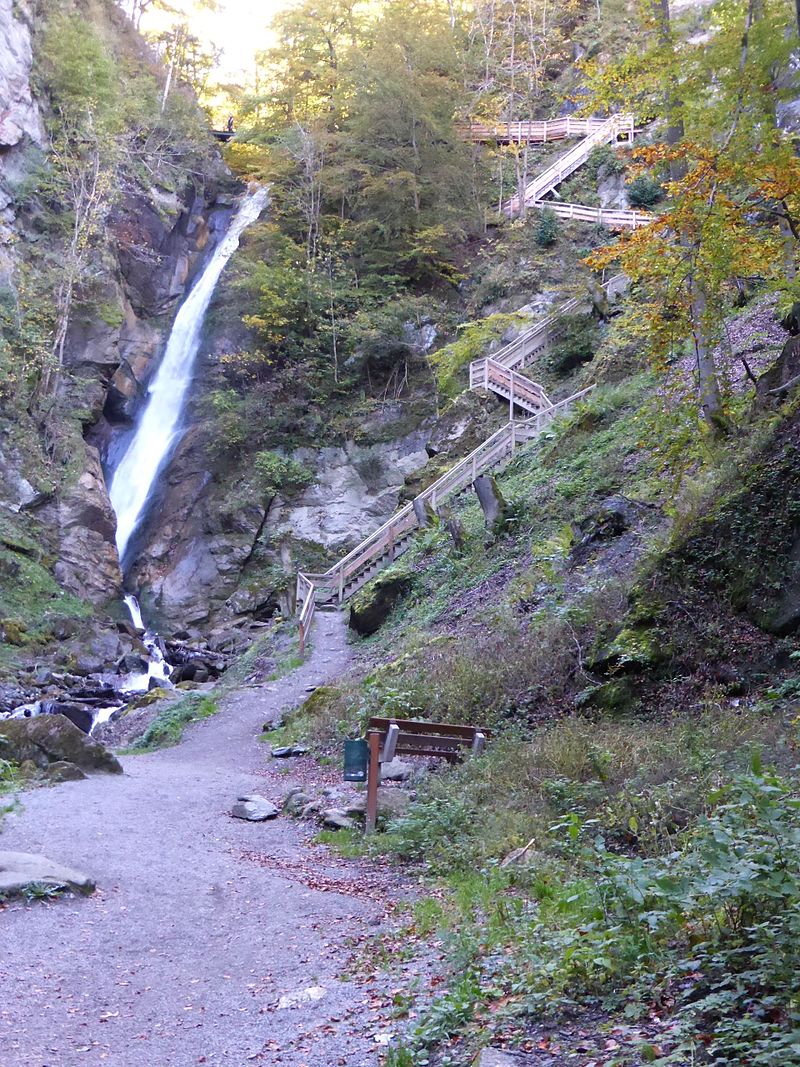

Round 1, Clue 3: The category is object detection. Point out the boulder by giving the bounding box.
[43,761,87,783]
[41,701,94,734]
[231,795,279,822]
[321,810,357,831]
[0,851,94,898]
[345,787,410,820]
[349,565,413,636]
[380,759,413,783]
[282,788,312,814]
[117,652,149,674]
[0,715,122,774]
[473,1051,522,1067]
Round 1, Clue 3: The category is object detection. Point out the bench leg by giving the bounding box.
[365,731,380,833]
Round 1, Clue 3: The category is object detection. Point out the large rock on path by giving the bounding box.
[231,795,279,822]
[0,715,122,774]
[0,851,95,897]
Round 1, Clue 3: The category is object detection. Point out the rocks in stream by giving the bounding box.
[0,715,123,775]
[167,640,227,685]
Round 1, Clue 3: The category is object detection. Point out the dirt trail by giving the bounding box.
[0,612,400,1067]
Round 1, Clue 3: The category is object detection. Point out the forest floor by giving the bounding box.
[0,612,422,1067]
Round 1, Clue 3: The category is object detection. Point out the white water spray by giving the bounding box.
[122,593,170,692]
[109,187,269,562]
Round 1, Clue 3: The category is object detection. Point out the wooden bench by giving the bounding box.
[365,717,490,832]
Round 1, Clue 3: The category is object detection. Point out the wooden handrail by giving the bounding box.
[459,116,610,143]
[502,114,634,217]
[530,199,654,230]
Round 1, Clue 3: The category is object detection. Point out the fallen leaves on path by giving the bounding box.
[235,849,397,904]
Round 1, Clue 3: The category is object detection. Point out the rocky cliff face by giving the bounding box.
[0,0,234,666]
[0,0,45,283]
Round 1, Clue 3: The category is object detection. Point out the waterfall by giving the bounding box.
[109,186,269,565]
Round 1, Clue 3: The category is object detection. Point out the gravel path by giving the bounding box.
[0,612,403,1067]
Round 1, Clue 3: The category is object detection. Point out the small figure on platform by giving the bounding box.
[226,115,235,133]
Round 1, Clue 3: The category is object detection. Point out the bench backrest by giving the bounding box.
[367,717,490,762]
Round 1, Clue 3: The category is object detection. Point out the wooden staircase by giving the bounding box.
[468,274,625,413]
[501,114,635,217]
[294,113,646,646]
[296,386,595,648]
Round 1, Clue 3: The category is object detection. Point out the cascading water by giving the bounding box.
[109,186,269,563]
[1,193,268,735]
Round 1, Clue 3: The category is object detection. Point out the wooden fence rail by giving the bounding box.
[531,200,653,229]
[459,117,610,143]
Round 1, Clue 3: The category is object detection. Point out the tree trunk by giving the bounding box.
[690,283,725,429]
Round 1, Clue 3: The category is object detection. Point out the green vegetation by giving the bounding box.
[389,768,800,1066]
[533,208,559,249]
[130,694,219,752]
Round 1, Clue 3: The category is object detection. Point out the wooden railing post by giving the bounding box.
[365,730,381,833]
[338,567,344,604]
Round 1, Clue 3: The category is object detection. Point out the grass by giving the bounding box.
[313,828,368,858]
[373,704,794,873]
[129,693,219,752]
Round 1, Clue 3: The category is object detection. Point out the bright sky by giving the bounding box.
[142,0,287,83]
[191,0,282,80]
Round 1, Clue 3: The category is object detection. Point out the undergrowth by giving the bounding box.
[386,765,800,1066]
[130,694,219,751]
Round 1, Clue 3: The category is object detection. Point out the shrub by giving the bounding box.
[429,312,528,400]
[626,175,663,208]
[549,313,600,374]
[586,143,626,179]
[132,694,218,751]
[253,451,314,498]
[533,208,559,248]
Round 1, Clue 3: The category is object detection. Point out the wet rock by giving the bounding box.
[0,715,122,774]
[231,795,279,822]
[42,701,94,735]
[117,652,149,674]
[43,761,87,783]
[0,851,94,898]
